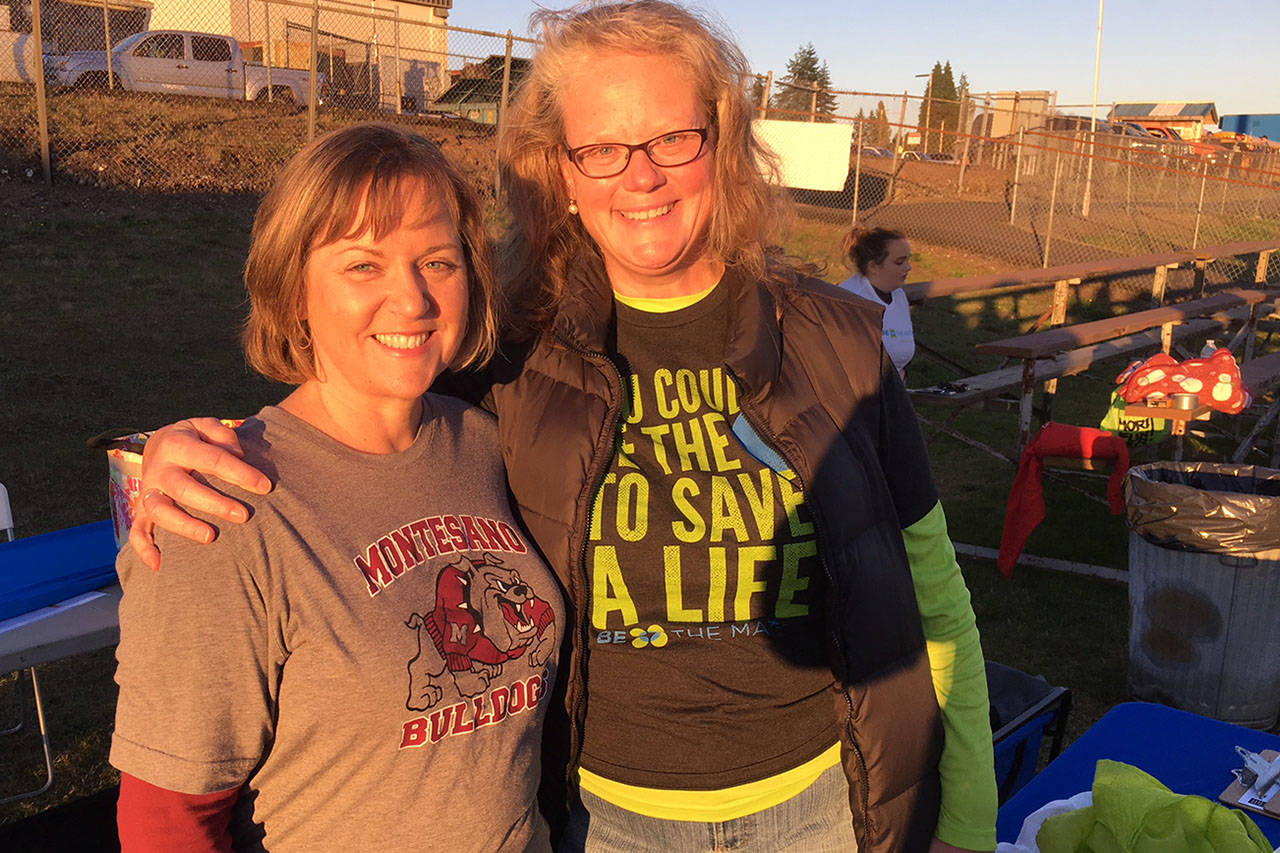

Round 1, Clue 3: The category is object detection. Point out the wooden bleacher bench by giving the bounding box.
[1233,352,1280,465]
[916,298,1264,409]
[1243,352,1280,395]
[919,288,1273,452]
[903,250,1197,305]
[902,239,1280,457]
[903,240,1277,308]
[974,289,1267,360]
[911,316,1244,409]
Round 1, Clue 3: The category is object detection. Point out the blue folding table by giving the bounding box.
[998,701,1280,846]
[0,520,121,803]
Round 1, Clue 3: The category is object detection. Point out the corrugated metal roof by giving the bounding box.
[435,55,529,106]
[1110,102,1216,120]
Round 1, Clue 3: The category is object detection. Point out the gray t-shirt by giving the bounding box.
[112,397,562,852]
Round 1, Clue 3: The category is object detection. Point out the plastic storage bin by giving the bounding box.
[1126,462,1280,728]
[987,660,1072,803]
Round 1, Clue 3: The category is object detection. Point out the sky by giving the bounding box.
[448,0,1278,119]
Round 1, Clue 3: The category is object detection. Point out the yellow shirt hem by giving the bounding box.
[577,742,842,822]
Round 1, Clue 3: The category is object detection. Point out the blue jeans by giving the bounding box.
[559,763,859,852]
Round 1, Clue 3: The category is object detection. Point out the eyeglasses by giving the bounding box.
[565,128,709,178]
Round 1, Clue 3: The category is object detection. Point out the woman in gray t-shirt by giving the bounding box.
[111,123,562,852]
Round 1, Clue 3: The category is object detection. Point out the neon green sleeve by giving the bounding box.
[902,501,997,852]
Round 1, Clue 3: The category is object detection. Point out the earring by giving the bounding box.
[568,199,579,215]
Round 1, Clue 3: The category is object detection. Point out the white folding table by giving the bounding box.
[0,518,120,804]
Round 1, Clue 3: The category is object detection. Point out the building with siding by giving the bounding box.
[2,0,152,52]
[1220,114,1280,142]
[1108,102,1218,141]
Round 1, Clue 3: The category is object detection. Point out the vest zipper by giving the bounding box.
[552,332,625,792]
[724,365,872,839]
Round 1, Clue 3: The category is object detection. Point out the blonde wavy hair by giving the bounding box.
[243,122,500,384]
[497,0,790,337]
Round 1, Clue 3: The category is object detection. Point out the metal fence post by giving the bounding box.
[31,0,51,184]
[1219,151,1232,213]
[850,120,863,226]
[922,87,932,154]
[394,7,401,115]
[1125,147,1132,212]
[958,129,971,196]
[307,0,318,141]
[264,0,273,102]
[808,82,817,122]
[495,30,513,197]
[1043,151,1063,267]
[888,91,906,201]
[1192,160,1208,249]
[758,70,771,119]
[102,0,114,89]
[976,93,991,166]
[1010,127,1025,225]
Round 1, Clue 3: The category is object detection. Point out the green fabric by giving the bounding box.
[1037,759,1270,853]
[1099,391,1170,445]
[902,502,998,851]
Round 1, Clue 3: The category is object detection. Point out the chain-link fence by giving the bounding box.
[760,80,1280,274]
[0,0,533,194]
[2,2,1278,271]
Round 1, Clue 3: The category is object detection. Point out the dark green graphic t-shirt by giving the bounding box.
[579,285,839,790]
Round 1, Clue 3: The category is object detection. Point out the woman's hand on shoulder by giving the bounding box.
[130,418,272,570]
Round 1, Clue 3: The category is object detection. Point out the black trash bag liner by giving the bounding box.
[1124,462,1280,555]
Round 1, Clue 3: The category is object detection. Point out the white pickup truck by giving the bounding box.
[52,30,325,105]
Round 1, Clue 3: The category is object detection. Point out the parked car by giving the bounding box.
[1041,115,1116,135]
[1139,125,1193,157]
[924,152,959,164]
[52,30,325,105]
[1107,121,1162,154]
[856,145,893,159]
[901,150,925,161]
[1135,124,1229,164]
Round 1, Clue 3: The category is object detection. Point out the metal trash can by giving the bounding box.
[1125,462,1280,728]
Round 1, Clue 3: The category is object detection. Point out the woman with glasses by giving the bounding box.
[128,3,996,851]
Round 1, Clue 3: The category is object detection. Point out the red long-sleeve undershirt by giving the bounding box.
[117,772,238,853]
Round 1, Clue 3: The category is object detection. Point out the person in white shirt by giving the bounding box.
[838,226,915,377]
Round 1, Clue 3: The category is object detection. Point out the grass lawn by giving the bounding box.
[0,178,1271,829]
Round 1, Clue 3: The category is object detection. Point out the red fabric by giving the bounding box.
[1118,348,1253,414]
[117,772,238,853]
[997,422,1130,577]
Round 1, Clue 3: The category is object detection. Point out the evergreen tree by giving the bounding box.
[956,73,972,139]
[915,60,963,152]
[769,43,838,122]
[874,100,891,148]
[748,74,767,116]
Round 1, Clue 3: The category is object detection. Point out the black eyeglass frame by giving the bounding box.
[564,128,710,178]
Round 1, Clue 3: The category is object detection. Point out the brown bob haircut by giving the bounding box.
[497,0,788,337]
[243,122,499,384]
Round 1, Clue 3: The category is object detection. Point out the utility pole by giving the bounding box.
[1082,0,1105,218]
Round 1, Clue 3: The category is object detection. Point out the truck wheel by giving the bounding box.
[254,86,294,103]
[75,71,115,90]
